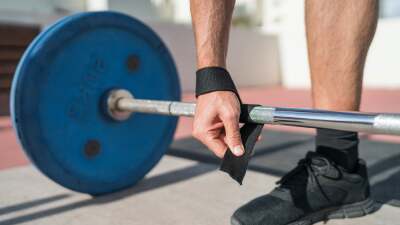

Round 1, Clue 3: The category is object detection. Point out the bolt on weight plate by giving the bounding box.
[126,55,140,72]
[10,11,181,195]
[84,140,101,158]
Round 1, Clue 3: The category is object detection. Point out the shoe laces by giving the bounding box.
[276,152,336,202]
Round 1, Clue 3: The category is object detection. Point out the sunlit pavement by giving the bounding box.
[1,155,399,225]
[1,86,400,224]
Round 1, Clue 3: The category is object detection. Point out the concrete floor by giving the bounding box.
[1,155,399,225]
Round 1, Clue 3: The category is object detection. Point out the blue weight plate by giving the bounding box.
[11,11,180,195]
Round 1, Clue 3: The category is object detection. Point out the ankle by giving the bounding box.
[315,128,359,171]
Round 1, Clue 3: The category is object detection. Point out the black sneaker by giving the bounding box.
[231,152,377,225]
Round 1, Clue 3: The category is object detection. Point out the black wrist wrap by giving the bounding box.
[195,67,240,99]
[195,67,264,185]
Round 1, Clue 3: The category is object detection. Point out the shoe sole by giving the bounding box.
[287,198,378,225]
[231,198,378,225]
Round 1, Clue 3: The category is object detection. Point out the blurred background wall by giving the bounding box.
[0,0,399,97]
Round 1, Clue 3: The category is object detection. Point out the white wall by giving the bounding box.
[86,0,108,11]
[0,0,85,26]
[3,0,399,89]
[150,23,281,91]
[0,3,282,92]
[364,19,400,88]
[108,0,161,22]
[263,0,400,88]
[263,0,310,88]
[0,0,85,14]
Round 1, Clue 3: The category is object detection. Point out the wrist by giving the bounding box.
[197,54,226,69]
[195,67,240,102]
[197,61,226,69]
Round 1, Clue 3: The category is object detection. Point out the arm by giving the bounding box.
[190,0,234,68]
[190,0,244,158]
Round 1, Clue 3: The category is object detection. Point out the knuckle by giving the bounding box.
[228,132,241,140]
[223,111,238,120]
[227,137,241,145]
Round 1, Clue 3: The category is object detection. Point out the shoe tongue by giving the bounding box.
[278,152,341,187]
[307,152,341,179]
[311,156,329,167]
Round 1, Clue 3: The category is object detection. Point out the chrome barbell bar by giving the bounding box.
[107,89,400,135]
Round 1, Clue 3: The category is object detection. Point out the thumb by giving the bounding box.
[222,116,244,156]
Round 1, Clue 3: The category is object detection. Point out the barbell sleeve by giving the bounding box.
[115,97,400,135]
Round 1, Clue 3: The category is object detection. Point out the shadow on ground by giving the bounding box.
[169,130,400,207]
[0,163,217,225]
[1,130,399,225]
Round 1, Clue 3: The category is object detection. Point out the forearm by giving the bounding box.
[190,0,235,69]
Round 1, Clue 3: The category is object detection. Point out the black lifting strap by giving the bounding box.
[194,67,263,184]
[220,104,264,184]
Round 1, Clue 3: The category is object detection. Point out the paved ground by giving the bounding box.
[1,156,400,225]
[171,129,400,206]
[1,87,400,225]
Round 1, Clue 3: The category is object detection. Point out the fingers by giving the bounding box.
[192,127,227,158]
[203,137,228,158]
[221,113,244,156]
[192,110,227,158]
[193,91,243,158]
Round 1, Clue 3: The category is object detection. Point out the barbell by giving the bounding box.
[10,11,400,195]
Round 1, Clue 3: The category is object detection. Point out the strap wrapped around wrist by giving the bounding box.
[195,66,264,184]
[195,67,239,99]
